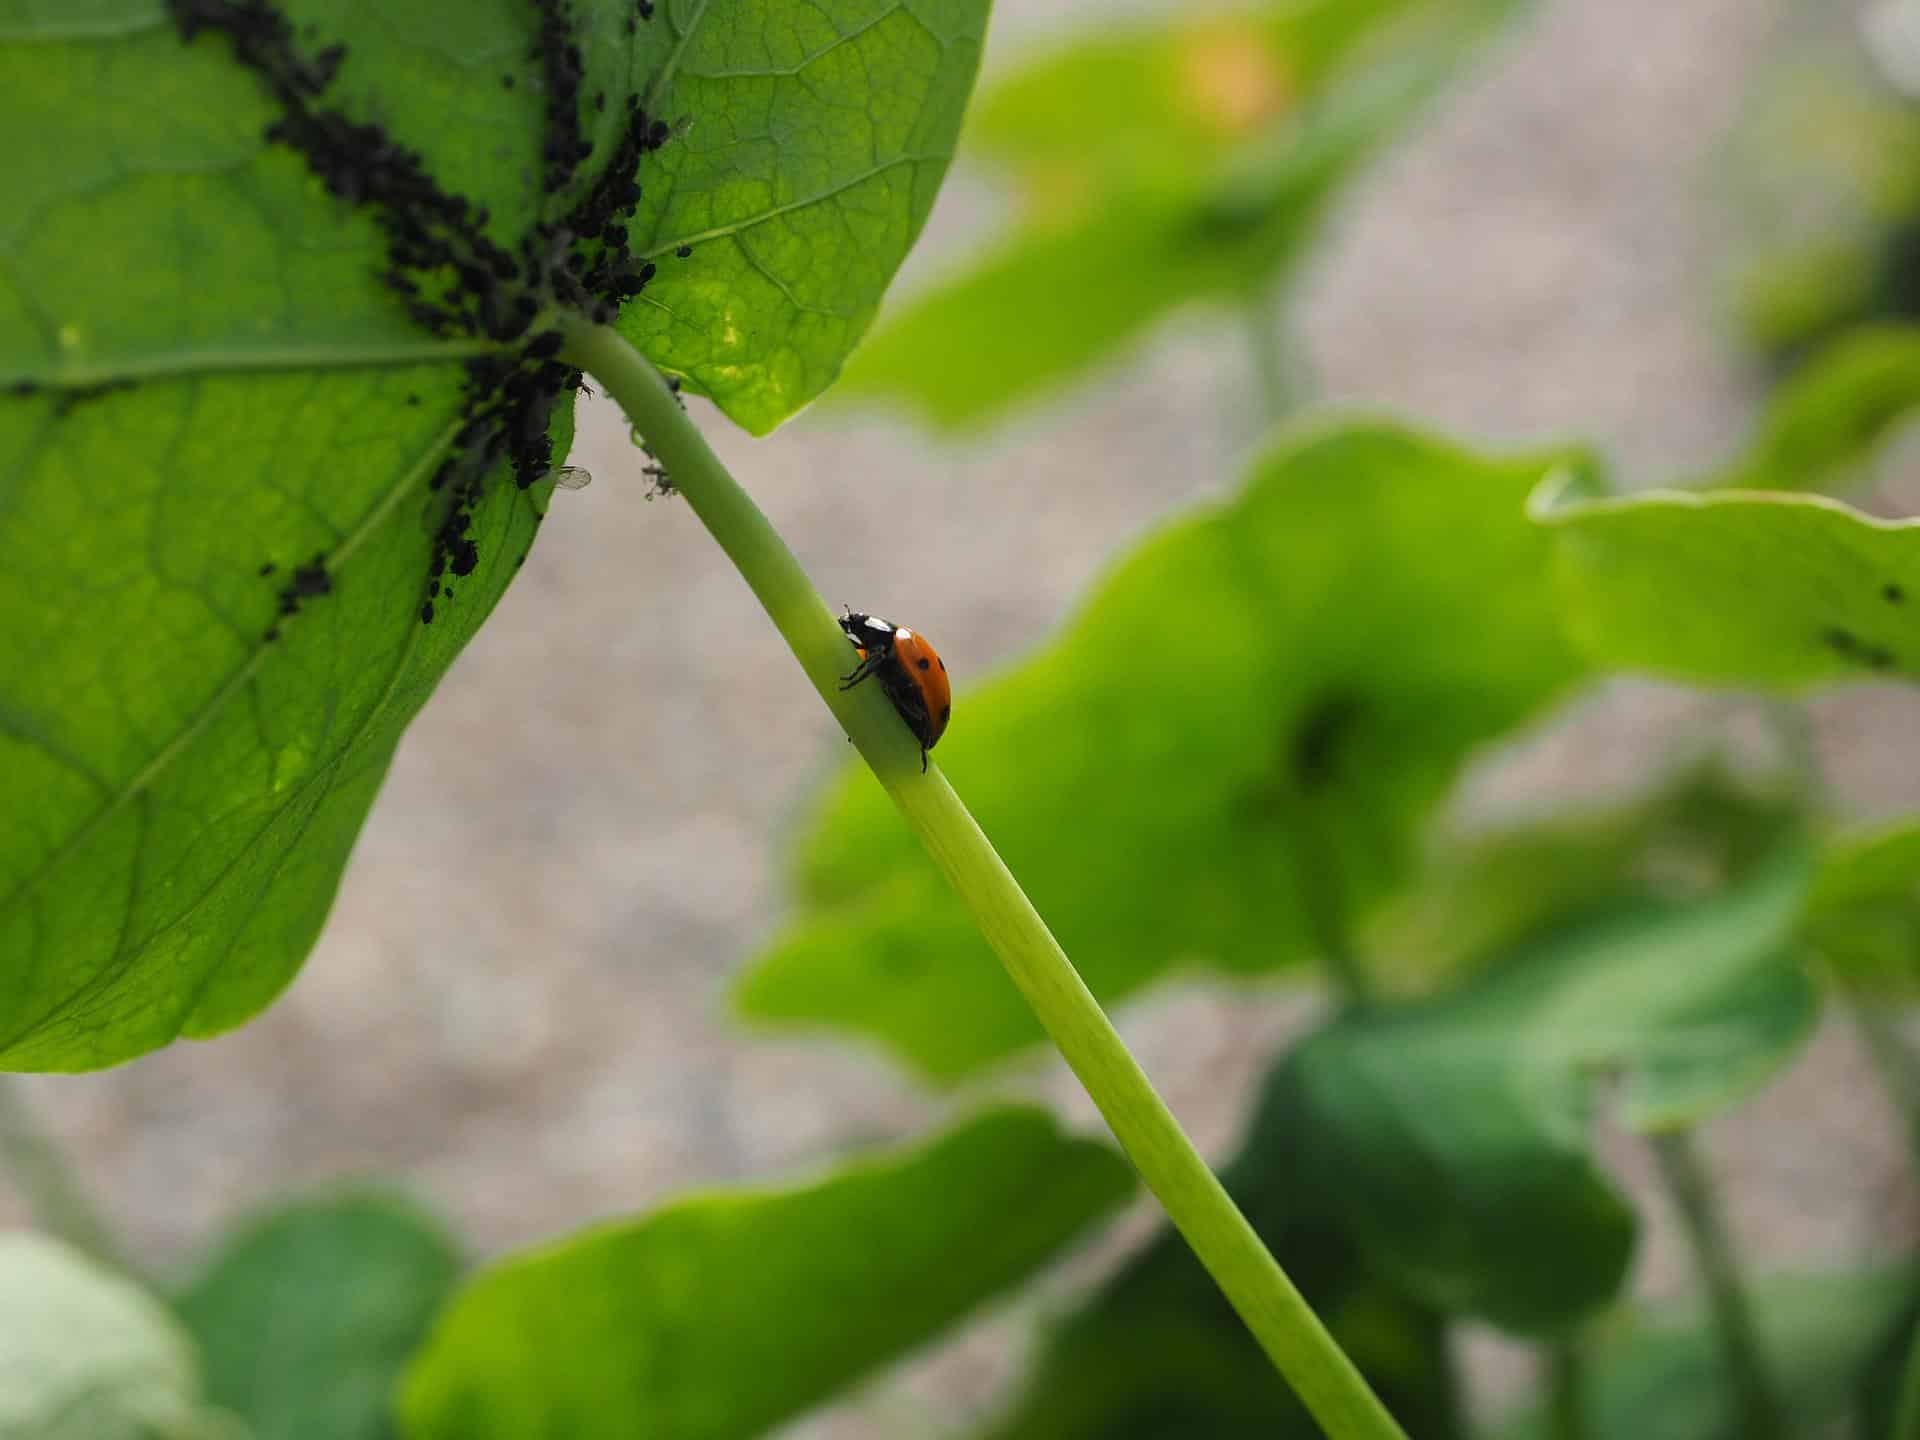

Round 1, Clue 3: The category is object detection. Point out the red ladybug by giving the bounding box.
[838,609,950,771]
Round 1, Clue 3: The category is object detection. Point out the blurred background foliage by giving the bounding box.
[15,1,1920,1439]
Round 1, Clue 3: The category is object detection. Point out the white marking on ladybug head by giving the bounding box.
[894,627,912,642]
[865,616,893,633]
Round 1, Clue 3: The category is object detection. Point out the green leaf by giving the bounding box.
[612,0,988,435]
[396,1106,1132,1440]
[173,1190,463,1440]
[0,1231,233,1440]
[1365,761,1808,990]
[836,0,1529,430]
[1709,325,1920,494]
[1804,816,1920,994]
[1289,842,1816,1333]
[1532,475,1920,688]
[739,423,1590,1083]
[974,1066,1465,1440]
[1496,1270,1912,1440]
[0,0,984,1070]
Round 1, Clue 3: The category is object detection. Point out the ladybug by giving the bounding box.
[838,609,951,771]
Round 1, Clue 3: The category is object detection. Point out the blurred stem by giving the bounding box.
[1241,281,1296,424]
[561,318,1409,1440]
[0,1077,128,1274]
[1848,996,1920,1169]
[1292,804,1374,1008]
[1895,1310,1920,1440]
[1545,1340,1589,1440]
[1649,1130,1785,1440]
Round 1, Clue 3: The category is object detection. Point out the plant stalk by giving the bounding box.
[1649,1129,1785,1440]
[559,318,1407,1440]
[1544,1339,1589,1440]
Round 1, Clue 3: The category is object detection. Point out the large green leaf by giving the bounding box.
[835,0,1529,430]
[739,423,1590,1083]
[173,1191,463,1440]
[1532,473,1920,688]
[396,1106,1132,1440]
[1288,842,1815,1334]
[974,1065,1465,1440]
[0,1231,234,1440]
[1496,1270,1912,1440]
[0,0,985,1070]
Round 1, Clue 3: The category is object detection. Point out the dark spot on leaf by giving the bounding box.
[263,625,280,642]
[289,558,332,599]
[258,562,277,577]
[1822,625,1895,671]
[1290,692,1365,790]
[421,600,435,624]
[1886,583,1905,604]
[676,244,692,258]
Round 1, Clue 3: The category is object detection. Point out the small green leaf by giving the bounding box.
[396,1106,1132,1440]
[1496,1270,1911,1440]
[1532,476,1920,688]
[837,0,1529,430]
[0,1231,232,1440]
[739,423,1590,1083]
[1804,816,1920,994]
[173,1190,463,1440]
[1709,326,1920,494]
[0,0,986,1069]
[1366,761,1808,990]
[614,0,989,434]
[1289,842,1815,1333]
[974,1065,1465,1440]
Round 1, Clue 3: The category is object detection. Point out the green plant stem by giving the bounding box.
[560,318,1407,1440]
[0,1077,129,1274]
[1895,1307,1920,1440]
[1649,1130,1785,1440]
[1544,1340,1588,1440]
[1242,282,1294,424]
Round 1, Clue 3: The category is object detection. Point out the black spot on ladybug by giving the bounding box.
[916,657,931,671]
[937,657,946,671]
[1885,583,1905,604]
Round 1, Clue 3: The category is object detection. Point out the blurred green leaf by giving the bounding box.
[612,0,989,434]
[173,1191,462,1440]
[1365,761,1809,989]
[1532,476,1920,688]
[0,0,984,1070]
[0,1231,233,1440]
[397,1106,1132,1440]
[1709,325,1920,494]
[837,0,1530,430]
[1289,842,1814,1333]
[1496,1270,1911,1440]
[1721,26,1920,358]
[1805,816,1920,994]
[975,1063,1466,1440]
[740,423,1590,1083]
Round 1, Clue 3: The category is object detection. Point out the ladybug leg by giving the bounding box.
[920,745,929,774]
[839,653,883,690]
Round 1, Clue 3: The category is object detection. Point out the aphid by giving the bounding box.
[838,608,950,771]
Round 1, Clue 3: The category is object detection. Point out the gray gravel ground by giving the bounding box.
[9,0,1920,1432]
